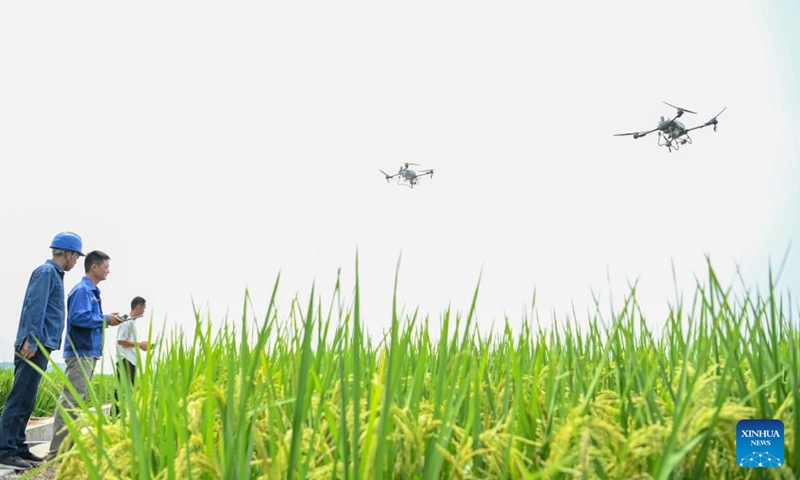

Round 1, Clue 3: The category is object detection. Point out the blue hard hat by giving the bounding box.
[50,232,85,256]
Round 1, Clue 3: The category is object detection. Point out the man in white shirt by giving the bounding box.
[112,296,148,417]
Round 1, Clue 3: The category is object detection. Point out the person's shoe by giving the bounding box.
[17,450,45,464]
[0,454,33,470]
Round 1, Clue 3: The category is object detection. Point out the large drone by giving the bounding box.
[379,163,435,188]
[615,102,727,152]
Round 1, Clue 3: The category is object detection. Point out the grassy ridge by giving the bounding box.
[36,261,799,479]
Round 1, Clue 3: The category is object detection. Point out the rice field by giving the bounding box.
[0,369,115,419]
[18,261,800,479]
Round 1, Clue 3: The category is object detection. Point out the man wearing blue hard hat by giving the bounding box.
[0,232,84,470]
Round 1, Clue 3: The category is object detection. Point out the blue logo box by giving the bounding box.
[736,419,784,468]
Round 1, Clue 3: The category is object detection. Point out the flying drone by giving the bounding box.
[615,102,728,152]
[379,163,435,188]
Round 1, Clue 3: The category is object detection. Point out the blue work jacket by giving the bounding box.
[14,259,66,352]
[63,276,109,357]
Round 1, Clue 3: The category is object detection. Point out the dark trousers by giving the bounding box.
[112,358,136,417]
[0,348,50,456]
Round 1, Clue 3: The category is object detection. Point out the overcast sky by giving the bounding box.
[1,0,798,364]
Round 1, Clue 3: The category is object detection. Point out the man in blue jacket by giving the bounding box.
[47,250,122,459]
[0,232,84,470]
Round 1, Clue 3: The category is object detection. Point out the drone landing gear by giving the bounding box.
[658,132,696,153]
[658,132,679,153]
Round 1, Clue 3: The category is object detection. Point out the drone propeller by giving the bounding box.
[663,101,697,117]
[704,106,728,131]
[378,169,392,182]
[404,162,421,168]
[419,169,435,178]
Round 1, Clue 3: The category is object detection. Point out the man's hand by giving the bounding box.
[19,338,36,359]
[138,341,148,351]
[108,313,123,326]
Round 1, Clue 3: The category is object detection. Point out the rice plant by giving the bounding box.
[29,259,798,479]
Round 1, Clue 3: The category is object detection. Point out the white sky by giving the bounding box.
[1,0,799,364]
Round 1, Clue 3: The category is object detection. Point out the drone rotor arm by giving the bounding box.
[684,123,711,133]
[614,127,657,139]
[704,106,728,131]
[685,108,726,132]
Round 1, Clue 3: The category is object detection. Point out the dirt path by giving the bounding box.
[4,465,57,480]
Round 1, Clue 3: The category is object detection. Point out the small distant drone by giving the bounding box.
[615,102,728,152]
[379,163,435,188]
